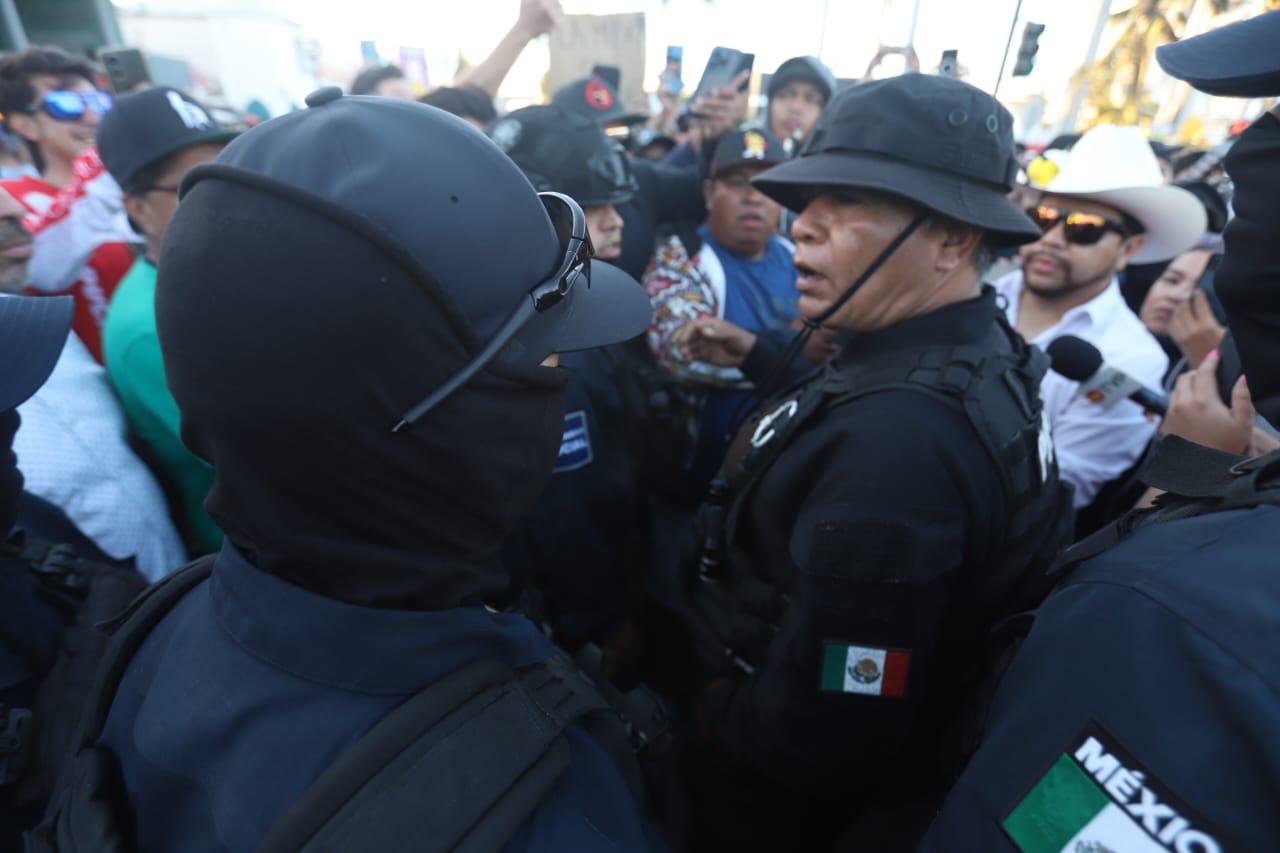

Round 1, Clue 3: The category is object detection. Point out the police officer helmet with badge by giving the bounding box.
[663,73,1075,851]
[922,11,1280,852]
[491,105,658,653]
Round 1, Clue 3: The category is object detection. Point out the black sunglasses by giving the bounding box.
[1026,204,1131,246]
[392,191,592,431]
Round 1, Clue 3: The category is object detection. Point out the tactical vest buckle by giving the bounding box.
[27,544,92,592]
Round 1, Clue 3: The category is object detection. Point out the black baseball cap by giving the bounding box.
[711,128,786,176]
[551,76,646,128]
[98,86,238,192]
[634,127,677,154]
[179,88,649,414]
[752,74,1040,244]
[0,294,71,413]
[489,105,637,207]
[1156,10,1280,97]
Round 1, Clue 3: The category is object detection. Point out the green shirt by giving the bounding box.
[104,258,222,554]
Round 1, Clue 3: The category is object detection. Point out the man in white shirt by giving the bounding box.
[0,184,186,579]
[995,125,1206,508]
[14,330,188,579]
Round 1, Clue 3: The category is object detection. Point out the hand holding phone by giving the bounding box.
[689,47,753,111]
[687,71,749,142]
[99,48,152,94]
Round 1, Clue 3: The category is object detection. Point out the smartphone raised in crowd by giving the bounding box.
[99,48,153,94]
[662,46,683,95]
[690,46,754,111]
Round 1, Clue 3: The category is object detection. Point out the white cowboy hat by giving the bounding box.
[1040,124,1206,264]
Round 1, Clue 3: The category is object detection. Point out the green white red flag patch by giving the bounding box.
[1002,722,1227,853]
[820,642,909,697]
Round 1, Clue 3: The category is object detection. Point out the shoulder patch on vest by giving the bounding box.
[819,641,909,698]
[1002,721,1227,853]
[553,410,593,473]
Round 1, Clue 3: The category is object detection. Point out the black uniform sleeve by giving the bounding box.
[740,328,816,388]
[698,390,1005,795]
[739,328,788,384]
[634,160,706,227]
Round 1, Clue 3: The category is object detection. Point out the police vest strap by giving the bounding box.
[1054,438,1280,577]
[259,654,626,853]
[60,557,214,765]
[1139,434,1252,498]
[695,317,1065,661]
[27,557,213,853]
[571,643,668,757]
[718,331,1046,550]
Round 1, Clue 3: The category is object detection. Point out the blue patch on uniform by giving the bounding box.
[554,410,593,473]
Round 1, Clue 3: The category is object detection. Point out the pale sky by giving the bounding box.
[113,0,1126,134]
[279,0,1104,112]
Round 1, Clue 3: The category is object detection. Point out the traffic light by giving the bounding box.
[1013,22,1045,77]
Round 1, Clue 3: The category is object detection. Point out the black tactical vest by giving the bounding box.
[687,311,1075,679]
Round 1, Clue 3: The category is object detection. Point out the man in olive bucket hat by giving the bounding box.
[659,73,1074,851]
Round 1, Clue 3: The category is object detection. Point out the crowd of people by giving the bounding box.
[1,2,1278,852]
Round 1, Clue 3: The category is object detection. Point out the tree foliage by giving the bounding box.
[1078,0,1241,128]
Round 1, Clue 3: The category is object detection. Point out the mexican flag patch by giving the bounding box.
[819,642,909,697]
[1003,722,1226,853]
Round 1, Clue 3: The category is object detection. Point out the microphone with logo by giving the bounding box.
[1045,335,1168,416]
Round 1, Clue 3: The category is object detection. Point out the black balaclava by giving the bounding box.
[1216,113,1280,426]
[157,181,568,610]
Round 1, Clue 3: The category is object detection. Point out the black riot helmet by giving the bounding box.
[489,106,638,208]
[175,88,649,430]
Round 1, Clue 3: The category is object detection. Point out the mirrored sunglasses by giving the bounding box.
[35,90,113,121]
[1026,205,1130,246]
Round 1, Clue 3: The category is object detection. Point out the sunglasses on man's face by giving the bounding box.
[31,90,113,122]
[1026,205,1130,246]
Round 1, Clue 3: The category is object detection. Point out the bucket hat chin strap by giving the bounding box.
[808,208,931,328]
[747,208,931,408]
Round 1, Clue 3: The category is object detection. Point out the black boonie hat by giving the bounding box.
[97,86,238,192]
[1156,10,1280,98]
[180,88,648,374]
[551,76,646,127]
[488,105,637,207]
[711,127,786,176]
[752,74,1040,244]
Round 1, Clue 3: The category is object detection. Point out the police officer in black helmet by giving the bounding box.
[552,74,719,281]
[31,89,658,852]
[492,106,653,652]
[661,74,1074,851]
